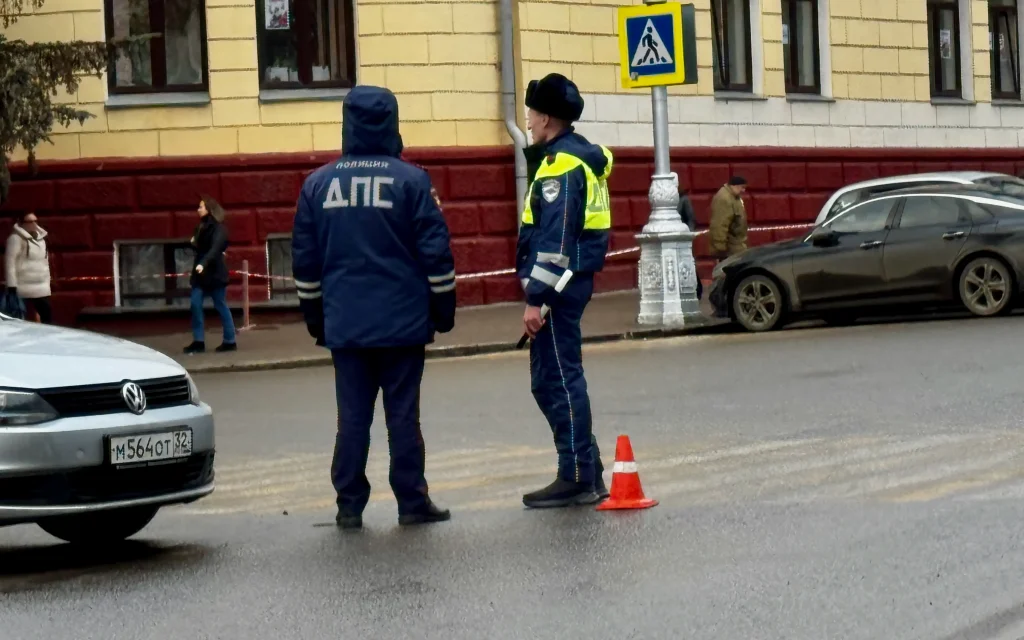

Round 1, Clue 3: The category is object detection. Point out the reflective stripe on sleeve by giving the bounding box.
[536,252,570,268]
[430,282,456,293]
[529,265,561,287]
[294,279,321,290]
[428,270,456,284]
[297,290,323,300]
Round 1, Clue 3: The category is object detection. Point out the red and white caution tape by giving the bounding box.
[49,223,813,286]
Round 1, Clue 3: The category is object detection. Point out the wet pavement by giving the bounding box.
[4,314,1024,639]
[132,290,723,374]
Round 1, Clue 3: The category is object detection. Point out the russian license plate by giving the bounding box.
[108,429,193,465]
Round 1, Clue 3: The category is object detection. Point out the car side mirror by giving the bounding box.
[809,228,837,247]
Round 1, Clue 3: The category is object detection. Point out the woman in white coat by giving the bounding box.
[5,212,53,324]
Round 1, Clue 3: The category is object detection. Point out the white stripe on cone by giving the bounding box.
[612,461,638,474]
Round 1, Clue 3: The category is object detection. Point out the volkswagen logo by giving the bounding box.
[121,381,147,415]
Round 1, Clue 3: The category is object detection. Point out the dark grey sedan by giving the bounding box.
[708,184,1024,332]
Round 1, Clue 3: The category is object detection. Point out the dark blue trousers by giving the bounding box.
[331,345,429,516]
[530,274,603,485]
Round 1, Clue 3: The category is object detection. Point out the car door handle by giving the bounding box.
[942,231,966,240]
[859,241,882,249]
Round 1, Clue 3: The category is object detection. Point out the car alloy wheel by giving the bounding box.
[732,274,784,332]
[959,257,1013,317]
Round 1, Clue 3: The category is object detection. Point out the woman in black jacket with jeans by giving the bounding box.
[184,196,237,354]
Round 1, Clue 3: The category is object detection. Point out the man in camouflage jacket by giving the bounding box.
[708,175,748,259]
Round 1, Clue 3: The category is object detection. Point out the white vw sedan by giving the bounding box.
[0,313,215,545]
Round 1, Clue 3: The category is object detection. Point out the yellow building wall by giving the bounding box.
[517,0,995,105]
[4,0,505,162]
[2,0,1007,161]
[826,0,989,102]
[516,0,716,98]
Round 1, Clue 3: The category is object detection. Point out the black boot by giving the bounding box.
[523,478,601,509]
[398,497,451,526]
[215,342,237,353]
[183,341,205,355]
[336,508,362,530]
[595,457,610,500]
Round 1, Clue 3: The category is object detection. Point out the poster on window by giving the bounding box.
[939,29,952,59]
[265,0,289,30]
[781,24,789,45]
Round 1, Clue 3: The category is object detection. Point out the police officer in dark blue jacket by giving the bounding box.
[291,85,456,529]
[517,73,612,509]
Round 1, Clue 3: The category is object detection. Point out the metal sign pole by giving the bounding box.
[623,0,701,327]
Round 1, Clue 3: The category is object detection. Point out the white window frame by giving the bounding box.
[817,0,832,97]
[959,0,975,101]
[711,0,762,94]
[113,238,193,309]
[988,0,1024,100]
[265,232,295,302]
[751,0,764,95]
[1018,1,1024,98]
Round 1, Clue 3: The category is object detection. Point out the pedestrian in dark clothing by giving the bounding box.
[677,190,697,231]
[291,85,457,530]
[183,196,237,354]
[677,190,703,300]
[678,190,702,297]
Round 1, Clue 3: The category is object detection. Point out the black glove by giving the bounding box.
[298,297,326,346]
[307,322,326,344]
[430,290,456,334]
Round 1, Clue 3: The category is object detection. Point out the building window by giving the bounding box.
[782,0,820,94]
[256,0,356,89]
[116,241,193,308]
[990,0,1021,99]
[105,0,209,94]
[711,0,753,92]
[927,0,963,97]
[266,235,297,302]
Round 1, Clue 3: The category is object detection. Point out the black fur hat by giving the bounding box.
[525,73,585,122]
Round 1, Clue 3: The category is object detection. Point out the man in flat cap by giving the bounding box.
[516,72,613,509]
[709,175,748,259]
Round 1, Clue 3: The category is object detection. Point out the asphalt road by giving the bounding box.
[4,314,1024,639]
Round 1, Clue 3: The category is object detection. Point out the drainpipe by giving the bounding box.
[498,0,528,225]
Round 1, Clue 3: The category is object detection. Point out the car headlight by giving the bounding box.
[186,374,201,406]
[0,389,59,426]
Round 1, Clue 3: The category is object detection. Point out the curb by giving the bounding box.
[182,318,733,375]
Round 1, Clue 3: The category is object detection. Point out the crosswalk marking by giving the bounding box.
[172,431,1024,516]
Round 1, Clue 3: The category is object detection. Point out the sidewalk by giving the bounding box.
[136,290,728,374]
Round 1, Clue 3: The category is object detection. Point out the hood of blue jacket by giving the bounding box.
[528,128,611,181]
[342,86,404,157]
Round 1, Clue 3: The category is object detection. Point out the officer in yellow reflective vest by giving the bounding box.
[516,73,614,509]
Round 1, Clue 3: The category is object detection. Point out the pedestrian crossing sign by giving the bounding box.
[618,2,698,89]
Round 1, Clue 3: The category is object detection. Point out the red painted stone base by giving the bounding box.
[4,146,1024,326]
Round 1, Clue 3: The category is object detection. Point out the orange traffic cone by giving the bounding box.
[596,435,658,511]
